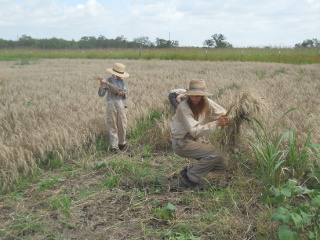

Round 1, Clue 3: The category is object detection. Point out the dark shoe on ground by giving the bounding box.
[111,148,120,154]
[180,172,202,189]
[180,166,188,177]
[118,144,128,151]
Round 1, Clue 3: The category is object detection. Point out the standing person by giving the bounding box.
[171,79,231,189]
[98,63,129,154]
[168,88,187,113]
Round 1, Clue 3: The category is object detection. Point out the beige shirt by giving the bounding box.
[171,98,227,139]
[170,88,187,95]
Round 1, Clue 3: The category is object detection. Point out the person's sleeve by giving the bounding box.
[209,99,227,120]
[122,80,127,100]
[176,93,186,103]
[98,85,107,97]
[178,107,218,138]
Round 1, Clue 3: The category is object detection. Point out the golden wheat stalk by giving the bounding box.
[219,91,269,153]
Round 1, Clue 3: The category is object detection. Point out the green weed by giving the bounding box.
[261,179,320,240]
[255,70,266,80]
[37,152,65,170]
[63,165,77,177]
[94,135,110,152]
[165,230,202,240]
[19,57,30,65]
[211,83,239,99]
[130,189,147,211]
[50,194,72,218]
[247,118,289,186]
[297,69,305,81]
[270,67,285,77]
[286,129,319,170]
[102,173,121,189]
[128,108,164,140]
[5,213,47,236]
[152,202,176,221]
[142,145,153,158]
[38,176,66,192]
[247,111,319,187]
[77,188,96,199]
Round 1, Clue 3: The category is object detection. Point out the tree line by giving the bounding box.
[0,35,179,49]
[0,34,232,49]
[0,33,318,49]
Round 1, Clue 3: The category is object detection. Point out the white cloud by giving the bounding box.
[0,0,319,47]
[76,4,85,9]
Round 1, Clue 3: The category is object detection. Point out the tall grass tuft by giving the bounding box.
[128,107,173,150]
[246,110,320,187]
[247,118,289,186]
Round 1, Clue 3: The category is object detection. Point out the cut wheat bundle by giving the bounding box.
[92,76,123,95]
[219,90,270,153]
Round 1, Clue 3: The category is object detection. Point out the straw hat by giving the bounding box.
[186,79,212,96]
[106,63,129,78]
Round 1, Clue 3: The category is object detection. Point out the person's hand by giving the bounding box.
[215,115,230,127]
[99,79,106,89]
[119,90,125,97]
[233,115,243,124]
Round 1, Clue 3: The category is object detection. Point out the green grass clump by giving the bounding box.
[246,110,320,187]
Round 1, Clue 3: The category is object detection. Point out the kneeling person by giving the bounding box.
[171,79,230,189]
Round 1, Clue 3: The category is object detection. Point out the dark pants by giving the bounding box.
[172,137,228,183]
[169,92,179,112]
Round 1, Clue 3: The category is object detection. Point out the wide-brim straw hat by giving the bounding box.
[106,63,129,78]
[186,79,212,96]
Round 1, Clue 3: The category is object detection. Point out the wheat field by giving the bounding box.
[0,59,319,191]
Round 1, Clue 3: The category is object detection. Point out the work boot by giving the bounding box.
[118,144,128,151]
[110,148,120,154]
[180,166,188,177]
[180,172,202,189]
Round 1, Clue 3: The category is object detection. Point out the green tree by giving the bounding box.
[133,36,154,47]
[155,38,179,48]
[295,38,320,48]
[96,35,107,48]
[78,36,93,48]
[18,35,36,47]
[203,34,233,48]
[0,38,16,48]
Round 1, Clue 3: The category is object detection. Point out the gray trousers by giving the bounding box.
[106,99,127,149]
[172,137,228,183]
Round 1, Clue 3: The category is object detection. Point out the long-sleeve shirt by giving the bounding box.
[170,88,187,103]
[170,88,187,95]
[98,75,127,101]
[176,93,187,103]
[171,98,227,139]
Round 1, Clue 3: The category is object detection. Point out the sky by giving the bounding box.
[0,0,319,48]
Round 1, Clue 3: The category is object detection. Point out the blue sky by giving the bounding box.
[0,0,319,47]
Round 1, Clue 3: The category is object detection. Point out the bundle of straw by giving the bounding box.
[93,76,122,95]
[219,91,269,153]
